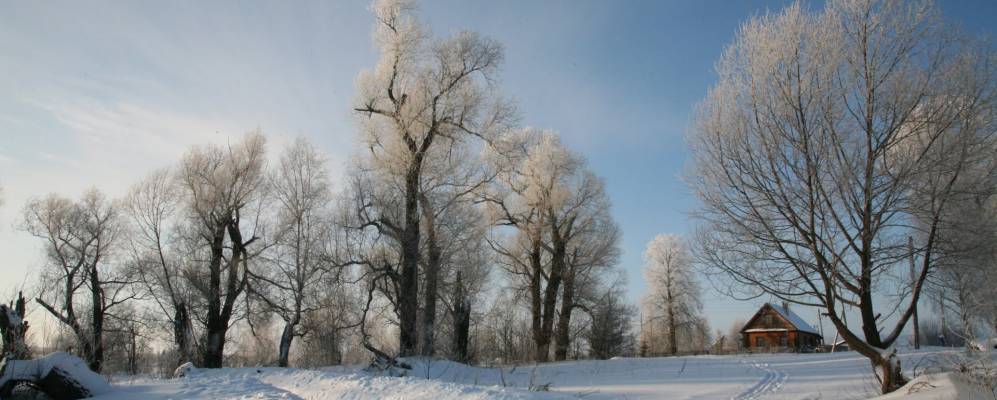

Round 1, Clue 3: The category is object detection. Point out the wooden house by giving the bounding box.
[740,302,822,352]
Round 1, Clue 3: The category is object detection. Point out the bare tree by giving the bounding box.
[294,276,363,367]
[125,168,196,367]
[641,234,703,356]
[23,189,134,372]
[250,137,337,367]
[176,132,268,368]
[689,0,997,393]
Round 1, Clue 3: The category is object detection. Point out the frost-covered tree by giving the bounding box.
[484,128,618,362]
[23,189,135,372]
[175,132,268,368]
[928,189,997,344]
[482,130,555,362]
[429,200,491,361]
[553,205,620,361]
[351,0,513,357]
[641,234,703,356]
[689,0,997,392]
[415,139,496,357]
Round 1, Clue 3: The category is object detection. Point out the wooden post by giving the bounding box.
[816,309,825,346]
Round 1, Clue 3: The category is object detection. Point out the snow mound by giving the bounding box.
[1,352,111,398]
[38,352,111,394]
[90,365,570,400]
[173,362,197,378]
[392,357,557,390]
[871,372,995,400]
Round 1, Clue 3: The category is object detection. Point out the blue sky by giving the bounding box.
[2,0,996,338]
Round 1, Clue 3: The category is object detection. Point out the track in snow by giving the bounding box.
[732,361,788,400]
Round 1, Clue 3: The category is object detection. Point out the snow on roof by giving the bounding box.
[768,303,821,335]
[743,328,789,332]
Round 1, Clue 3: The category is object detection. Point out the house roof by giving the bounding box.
[769,303,820,335]
[740,303,821,336]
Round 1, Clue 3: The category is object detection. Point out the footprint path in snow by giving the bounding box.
[732,361,789,400]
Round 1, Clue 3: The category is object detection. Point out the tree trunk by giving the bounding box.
[957,287,974,347]
[537,224,567,363]
[128,327,138,375]
[828,311,908,394]
[89,263,105,373]
[872,352,906,394]
[398,168,421,357]
[202,220,251,368]
[452,273,471,363]
[553,269,575,361]
[547,214,574,362]
[277,322,295,368]
[667,280,678,355]
[526,237,548,363]
[173,303,194,367]
[420,197,441,357]
[202,226,227,368]
[203,331,225,369]
[537,247,563,363]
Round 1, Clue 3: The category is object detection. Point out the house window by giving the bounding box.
[756,337,765,347]
[779,336,788,347]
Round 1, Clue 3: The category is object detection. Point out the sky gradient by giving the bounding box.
[2,0,996,338]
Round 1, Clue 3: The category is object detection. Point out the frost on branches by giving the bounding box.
[689,0,997,394]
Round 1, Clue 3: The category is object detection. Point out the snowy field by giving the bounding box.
[87,348,997,400]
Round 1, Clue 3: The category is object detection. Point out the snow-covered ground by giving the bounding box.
[91,348,993,399]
